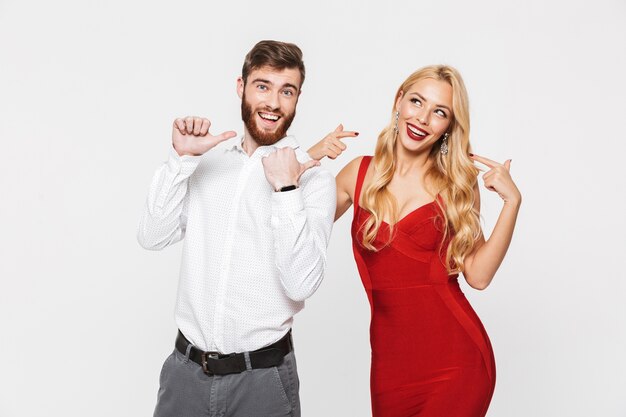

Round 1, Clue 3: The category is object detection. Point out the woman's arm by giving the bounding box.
[334,156,364,221]
[462,155,522,290]
[306,124,361,222]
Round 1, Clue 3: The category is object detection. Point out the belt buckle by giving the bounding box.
[201,351,219,375]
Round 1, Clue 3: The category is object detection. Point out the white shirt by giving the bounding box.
[137,135,336,353]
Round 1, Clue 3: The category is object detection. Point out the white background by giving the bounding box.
[1,0,625,416]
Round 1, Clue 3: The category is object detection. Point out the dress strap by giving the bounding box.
[353,156,373,214]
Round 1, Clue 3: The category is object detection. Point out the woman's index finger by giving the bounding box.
[470,153,500,168]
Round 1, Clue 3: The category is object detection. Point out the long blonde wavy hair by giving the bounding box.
[360,65,482,274]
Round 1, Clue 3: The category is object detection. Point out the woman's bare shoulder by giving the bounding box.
[337,156,369,199]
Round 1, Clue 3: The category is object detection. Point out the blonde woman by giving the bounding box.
[308,66,521,417]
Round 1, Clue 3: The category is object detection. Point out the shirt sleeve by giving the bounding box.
[137,146,202,250]
[270,167,336,301]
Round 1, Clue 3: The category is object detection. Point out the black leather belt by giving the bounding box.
[175,330,293,376]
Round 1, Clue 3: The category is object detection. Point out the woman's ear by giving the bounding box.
[395,90,404,113]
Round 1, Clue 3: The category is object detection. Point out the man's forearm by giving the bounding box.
[270,174,336,301]
[137,147,200,250]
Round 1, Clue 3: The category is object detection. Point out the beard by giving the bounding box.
[241,93,296,146]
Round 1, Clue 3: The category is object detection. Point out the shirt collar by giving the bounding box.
[225,136,245,153]
[226,135,299,157]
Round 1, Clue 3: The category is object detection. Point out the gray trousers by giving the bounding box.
[153,347,301,417]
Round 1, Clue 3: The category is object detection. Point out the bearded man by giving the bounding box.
[137,40,336,417]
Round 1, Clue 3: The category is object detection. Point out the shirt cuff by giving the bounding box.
[167,145,202,177]
[271,187,305,214]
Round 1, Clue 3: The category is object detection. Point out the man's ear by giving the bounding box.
[236,76,244,99]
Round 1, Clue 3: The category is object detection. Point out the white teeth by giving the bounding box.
[259,113,279,121]
[407,124,426,136]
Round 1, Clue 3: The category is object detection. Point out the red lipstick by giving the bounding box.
[406,122,428,141]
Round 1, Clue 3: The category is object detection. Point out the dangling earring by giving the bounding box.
[440,132,449,155]
[393,111,399,132]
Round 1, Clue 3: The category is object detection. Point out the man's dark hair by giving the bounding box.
[242,40,305,88]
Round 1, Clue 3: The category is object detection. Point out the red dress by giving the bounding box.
[352,157,496,417]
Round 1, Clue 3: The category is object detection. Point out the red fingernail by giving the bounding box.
[469,153,474,157]
[355,132,359,136]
